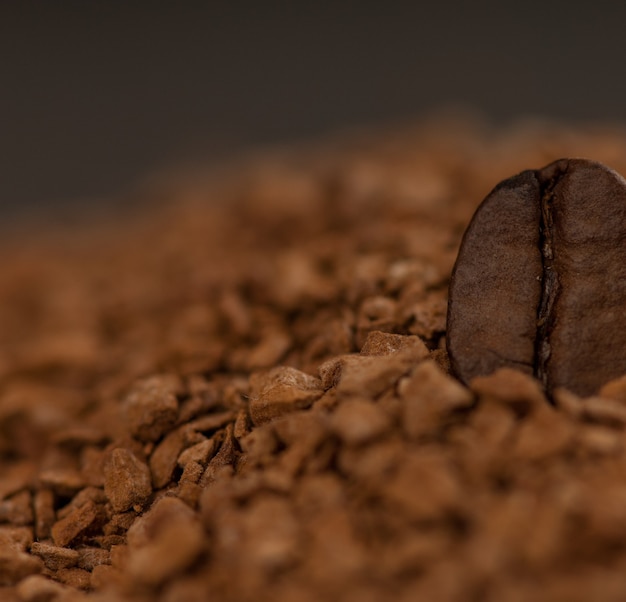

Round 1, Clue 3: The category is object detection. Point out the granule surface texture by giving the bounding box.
[1,118,626,601]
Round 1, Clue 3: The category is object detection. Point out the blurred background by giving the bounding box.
[2,2,626,217]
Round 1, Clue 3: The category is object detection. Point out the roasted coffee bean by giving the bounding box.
[447,158,626,397]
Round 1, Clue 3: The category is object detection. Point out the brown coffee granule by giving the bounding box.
[103,449,152,513]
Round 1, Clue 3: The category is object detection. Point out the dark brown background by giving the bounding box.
[2,2,626,215]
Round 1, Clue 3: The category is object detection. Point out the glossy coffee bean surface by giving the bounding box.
[447,158,626,396]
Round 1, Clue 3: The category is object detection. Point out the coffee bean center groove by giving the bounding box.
[535,167,563,391]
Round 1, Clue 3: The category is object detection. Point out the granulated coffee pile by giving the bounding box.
[2,118,626,602]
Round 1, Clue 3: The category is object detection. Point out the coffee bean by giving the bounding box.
[447,159,626,397]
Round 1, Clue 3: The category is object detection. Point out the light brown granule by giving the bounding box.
[103,449,152,513]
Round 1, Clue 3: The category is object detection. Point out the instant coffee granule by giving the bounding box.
[1,118,626,602]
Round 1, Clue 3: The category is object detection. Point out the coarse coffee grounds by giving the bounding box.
[2,117,626,601]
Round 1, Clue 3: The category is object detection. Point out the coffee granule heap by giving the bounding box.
[2,119,626,602]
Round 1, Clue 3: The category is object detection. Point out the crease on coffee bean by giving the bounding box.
[534,164,566,393]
